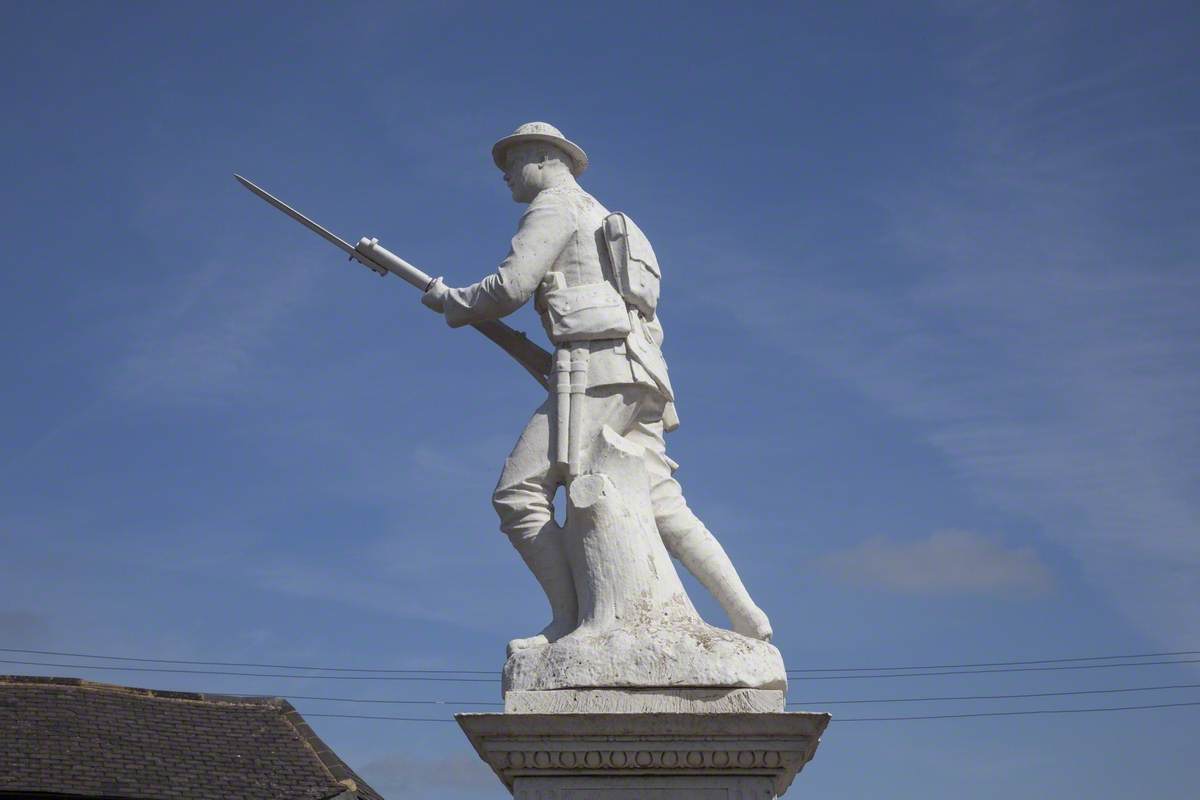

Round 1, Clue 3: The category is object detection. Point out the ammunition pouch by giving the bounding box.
[542,281,632,344]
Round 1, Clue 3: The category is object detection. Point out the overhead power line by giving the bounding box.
[0,659,497,683]
[241,693,501,706]
[307,712,457,723]
[5,654,1200,683]
[6,646,1199,678]
[34,682,1189,709]
[787,650,1200,672]
[279,683,1200,708]
[789,658,1200,680]
[0,647,492,675]
[833,700,1200,722]
[10,655,1197,683]
[7,655,1200,715]
[302,700,1200,724]
[787,683,1200,705]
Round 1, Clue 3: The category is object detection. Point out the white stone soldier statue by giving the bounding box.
[421,122,771,653]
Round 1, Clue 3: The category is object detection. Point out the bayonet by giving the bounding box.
[235,174,366,262]
[235,174,552,389]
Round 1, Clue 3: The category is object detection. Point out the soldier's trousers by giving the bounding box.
[492,385,701,550]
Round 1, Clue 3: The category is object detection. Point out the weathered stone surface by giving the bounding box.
[503,619,786,692]
[510,776,776,798]
[564,430,698,636]
[501,428,786,693]
[457,712,830,799]
[417,122,775,666]
[505,688,786,714]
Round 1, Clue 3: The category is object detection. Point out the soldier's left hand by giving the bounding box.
[421,277,449,313]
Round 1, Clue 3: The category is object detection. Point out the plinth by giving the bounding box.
[457,697,829,799]
[459,428,829,797]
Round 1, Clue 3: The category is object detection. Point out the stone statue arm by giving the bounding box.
[441,200,573,328]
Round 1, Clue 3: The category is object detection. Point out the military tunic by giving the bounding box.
[440,184,702,547]
[442,185,666,397]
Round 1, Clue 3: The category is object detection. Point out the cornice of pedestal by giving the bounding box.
[456,712,830,796]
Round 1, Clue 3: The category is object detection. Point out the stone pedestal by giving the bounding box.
[459,425,827,797]
[456,711,829,799]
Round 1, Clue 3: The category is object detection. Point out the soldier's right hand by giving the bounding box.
[421,277,449,313]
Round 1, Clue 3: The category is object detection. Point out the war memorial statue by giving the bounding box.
[422,122,773,652]
[238,122,827,798]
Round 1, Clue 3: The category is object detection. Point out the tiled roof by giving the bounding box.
[0,675,383,800]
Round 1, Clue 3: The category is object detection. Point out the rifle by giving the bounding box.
[234,175,552,389]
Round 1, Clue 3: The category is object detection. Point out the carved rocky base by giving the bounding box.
[503,620,787,693]
[457,712,829,799]
[504,424,788,694]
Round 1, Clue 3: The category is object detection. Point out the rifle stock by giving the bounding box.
[473,319,553,390]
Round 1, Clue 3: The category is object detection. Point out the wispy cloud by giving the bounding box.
[247,558,471,628]
[108,255,322,407]
[707,8,1199,645]
[821,530,1051,596]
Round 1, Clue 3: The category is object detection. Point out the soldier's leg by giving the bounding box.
[493,389,644,655]
[492,397,576,655]
[628,415,773,641]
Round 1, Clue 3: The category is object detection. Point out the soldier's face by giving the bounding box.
[502,145,542,203]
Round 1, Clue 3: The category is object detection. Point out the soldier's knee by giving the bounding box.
[491,486,523,521]
[657,526,684,559]
[652,487,698,536]
[492,483,552,536]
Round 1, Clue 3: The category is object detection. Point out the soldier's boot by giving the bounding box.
[505,525,578,658]
[667,524,773,641]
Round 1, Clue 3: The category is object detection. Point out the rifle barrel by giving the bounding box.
[353,237,434,291]
[234,173,552,390]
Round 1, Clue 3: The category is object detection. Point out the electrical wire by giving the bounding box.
[5,655,1200,682]
[305,712,457,723]
[44,681,1190,705]
[0,659,496,682]
[0,647,493,674]
[833,700,1200,722]
[786,683,1200,705]
[8,654,1199,712]
[235,693,502,706]
[7,646,1199,678]
[789,658,1200,680]
[787,650,1200,672]
[297,700,1200,724]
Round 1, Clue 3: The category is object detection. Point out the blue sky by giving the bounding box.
[1,2,1197,798]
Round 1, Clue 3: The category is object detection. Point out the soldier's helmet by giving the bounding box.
[492,122,589,177]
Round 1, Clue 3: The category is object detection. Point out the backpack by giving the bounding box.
[603,212,661,320]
